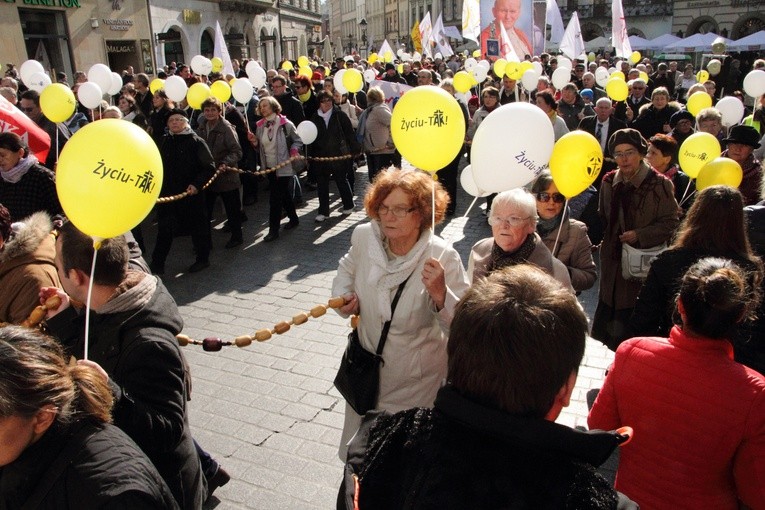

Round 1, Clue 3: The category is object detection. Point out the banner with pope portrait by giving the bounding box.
[480,0,535,61]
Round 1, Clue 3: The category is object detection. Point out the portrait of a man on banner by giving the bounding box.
[480,0,534,61]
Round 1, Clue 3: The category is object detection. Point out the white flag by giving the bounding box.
[433,13,454,57]
[213,21,235,78]
[499,23,521,62]
[419,13,433,57]
[545,0,565,45]
[611,0,632,58]
[559,12,585,60]
[461,0,481,44]
[379,39,394,59]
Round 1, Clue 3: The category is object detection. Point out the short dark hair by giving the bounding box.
[20,89,40,106]
[200,96,222,111]
[447,265,587,418]
[271,75,287,87]
[316,89,333,103]
[135,73,150,87]
[57,221,128,287]
[0,132,29,158]
[536,90,557,110]
[649,133,678,165]
[0,203,11,241]
[293,76,311,90]
[530,170,554,194]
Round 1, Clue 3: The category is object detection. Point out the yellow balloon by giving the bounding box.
[229,78,237,86]
[493,58,507,78]
[281,61,294,71]
[342,68,363,93]
[397,64,404,74]
[610,70,625,81]
[472,49,481,58]
[453,71,473,93]
[150,78,165,94]
[550,131,603,197]
[368,53,379,64]
[520,61,534,73]
[211,57,224,73]
[588,52,596,62]
[297,56,310,68]
[56,119,163,239]
[687,91,712,116]
[186,83,211,110]
[391,87,466,172]
[606,78,628,102]
[639,71,649,83]
[630,51,641,64]
[40,83,76,123]
[384,51,393,63]
[505,61,523,80]
[298,66,312,78]
[696,70,709,84]
[696,157,743,191]
[678,132,721,178]
[210,80,231,102]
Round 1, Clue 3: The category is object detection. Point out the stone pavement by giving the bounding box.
[141,164,614,509]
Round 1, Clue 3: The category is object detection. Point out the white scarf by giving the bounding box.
[1,154,38,184]
[318,107,333,127]
[367,221,431,321]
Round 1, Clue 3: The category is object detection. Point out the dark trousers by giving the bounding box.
[152,199,211,266]
[241,173,259,203]
[316,161,354,216]
[206,188,242,241]
[268,174,299,235]
[367,153,395,183]
[591,300,633,351]
[437,150,462,214]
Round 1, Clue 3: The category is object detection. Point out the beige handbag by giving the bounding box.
[621,243,667,280]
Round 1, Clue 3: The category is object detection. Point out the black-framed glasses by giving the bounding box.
[536,192,565,204]
[378,205,415,217]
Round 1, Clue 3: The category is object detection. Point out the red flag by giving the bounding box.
[0,95,51,164]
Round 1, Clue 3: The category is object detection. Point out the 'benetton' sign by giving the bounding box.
[3,0,81,8]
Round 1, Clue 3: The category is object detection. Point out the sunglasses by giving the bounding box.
[536,192,565,203]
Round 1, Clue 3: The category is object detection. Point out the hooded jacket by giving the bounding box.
[158,129,216,196]
[0,212,59,323]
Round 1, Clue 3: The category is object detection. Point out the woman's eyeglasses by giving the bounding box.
[378,205,415,217]
[535,192,565,204]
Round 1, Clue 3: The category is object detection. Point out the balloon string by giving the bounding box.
[437,193,481,262]
[55,127,59,165]
[678,178,694,207]
[83,245,99,361]
[430,177,436,258]
[551,198,567,257]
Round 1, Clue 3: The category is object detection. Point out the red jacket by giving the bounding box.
[588,327,765,510]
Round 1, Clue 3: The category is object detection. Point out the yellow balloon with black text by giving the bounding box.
[606,78,628,101]
[210,80,231,102]
[211,57,224,73]
[56,119,163,240]
[696,70,709,84]
[40,83,76,123]
[678,132,721,178]
[549,131,603,197]
[391,87,466,172]
[187,83,211,109]
[505,61,523,80]
[696,157,743,191]
[687,91,712,116]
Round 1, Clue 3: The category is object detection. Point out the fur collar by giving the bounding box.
[0,212,53,264]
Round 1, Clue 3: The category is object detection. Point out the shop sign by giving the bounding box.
[3,0,81,7]
[102,18,134,31]
[107,42,135,53]
[182,9,201,24]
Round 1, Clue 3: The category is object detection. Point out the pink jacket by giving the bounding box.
[588,327,765,510]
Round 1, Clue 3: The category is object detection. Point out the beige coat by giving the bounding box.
[540,217,597,292]
[363,103,394,154]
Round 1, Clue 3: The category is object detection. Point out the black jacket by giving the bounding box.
[275,92,306,127]
[342,385,637,510]
[159,131,216,196]
[309,107,356,158]
[0,420,179,509]
[47,278,205,510]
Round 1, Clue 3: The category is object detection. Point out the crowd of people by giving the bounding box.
[1,47,765,509]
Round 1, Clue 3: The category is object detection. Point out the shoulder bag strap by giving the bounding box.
[375,274,412,357]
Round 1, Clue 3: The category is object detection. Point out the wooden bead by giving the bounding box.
[203,337,223,352]
[176,334,191,346]
[255,329,272,342]
[273,321,290,334]
[351,315,359,329]
[328,297,345,309]
[44,295,62,310]
[28,307,46,324]
[310,305,327,318]
[235,335,253,348]
[292,313,308,325]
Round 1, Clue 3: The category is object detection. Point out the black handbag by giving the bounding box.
[334,277,409,415]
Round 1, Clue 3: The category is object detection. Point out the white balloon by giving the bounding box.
[531,61,543,75]
[707,59,722,76]
[471,103,555,193]
[334,69,348,94]
[164,75,188,102]
[231,78,254,103]
[608,66,618,75]
[521,69,539,91]
[401,53,412,62]
[460,165,491,197]
[396,49,404,57]
[472,66,489,83]
[87,64,113,94]
[248,65,267,89]
[245,60,261,78]
[26,72,51,93]
[464,58,478,71]
[557,56,572,70]
[551,67,571,89]
[716,96,745,127]
[363,69,377,83]
[743,70,765,98]
[456,91,471,105]
[108,72,123,95]
[190,55,213,76]
[20,60,45,86]
[412,52,422,61]
[435,52,443,60]
[595,67,610,88]
[478,60,491,71]
[77,81,104,109]
[296,120,318,144]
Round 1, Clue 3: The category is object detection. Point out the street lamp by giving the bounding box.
[359,18,368,58]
